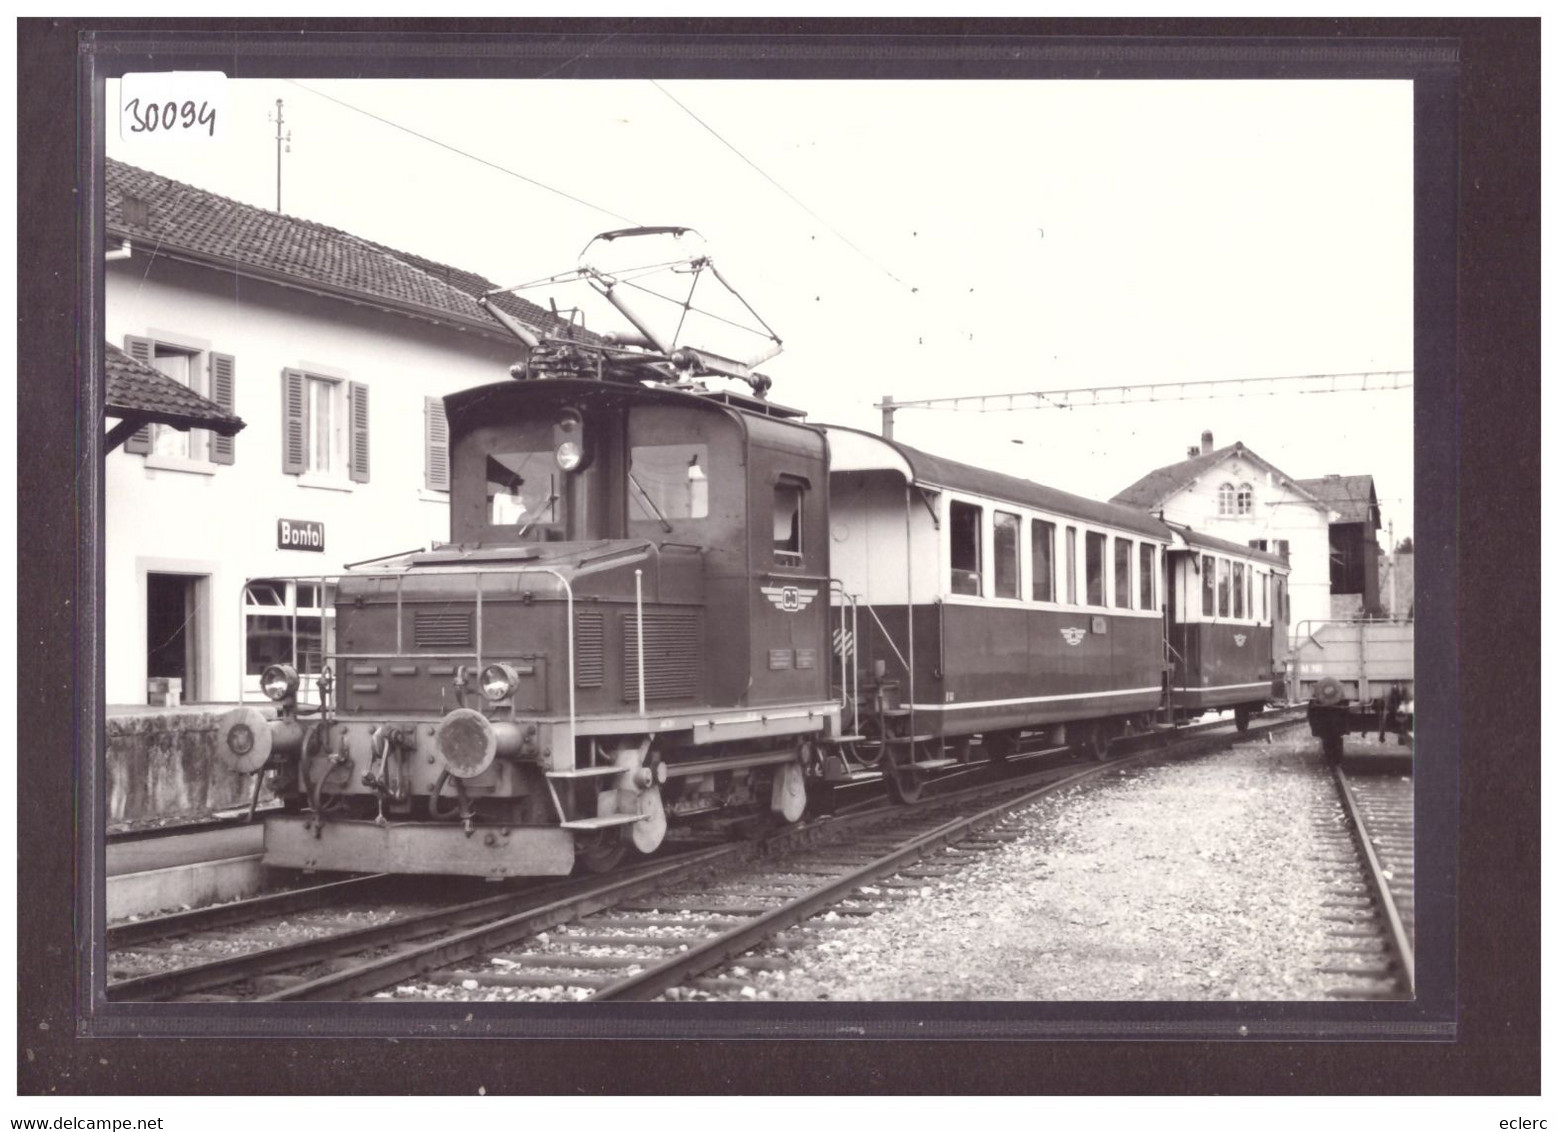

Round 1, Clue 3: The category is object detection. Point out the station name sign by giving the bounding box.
[277,518,325,552]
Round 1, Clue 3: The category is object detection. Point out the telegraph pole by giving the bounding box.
[269,99,292,212]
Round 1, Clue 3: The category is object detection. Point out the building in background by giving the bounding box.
[104,158,565,706]
[1110,430,1336,637]
[1294,473,1384,619]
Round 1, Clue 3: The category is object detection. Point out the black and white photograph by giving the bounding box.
[93,64,1430,1015]
[27,21,1547,1104]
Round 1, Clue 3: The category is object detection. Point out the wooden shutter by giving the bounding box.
[424,396,449,491]
[122,336,155,454]
[281,369,306,474]
[349,381,369,483]
[208,352,236,465]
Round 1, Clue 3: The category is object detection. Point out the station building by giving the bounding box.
[1110,430,1382,639]
[103,158,560,707]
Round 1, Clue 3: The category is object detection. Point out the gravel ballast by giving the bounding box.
[754,732,1365,1001]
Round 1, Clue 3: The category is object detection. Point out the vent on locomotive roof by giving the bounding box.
[414,610,473,650]
[622,611,700,702]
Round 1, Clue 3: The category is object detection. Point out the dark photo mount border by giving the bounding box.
[19,17,1537,1093]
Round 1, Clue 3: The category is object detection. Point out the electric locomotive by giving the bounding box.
[215,231,838,877]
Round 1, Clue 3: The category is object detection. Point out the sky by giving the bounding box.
[106,77,1416,542]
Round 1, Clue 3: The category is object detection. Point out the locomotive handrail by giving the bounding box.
[235,564,578,746]
[829,581,860,725]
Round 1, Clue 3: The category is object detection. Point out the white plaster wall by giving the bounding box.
[1155,452,1333,636]
[105,255,523,705]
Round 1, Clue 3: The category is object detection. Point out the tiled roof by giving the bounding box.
[1295,475,1379,526]
[104,342,244,435]
[105,158,574,341]
[1110,444,1241,510]
[1110,442,1325,512]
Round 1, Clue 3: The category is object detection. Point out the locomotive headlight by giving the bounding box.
[260,664,299,701]
[555,439,584,471]
[480,663,519,702]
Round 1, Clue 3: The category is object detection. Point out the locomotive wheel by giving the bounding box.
[1234,705,1252,733]
[884,742,925,804]
[574,829,628,874]
[1080,721,1111,762]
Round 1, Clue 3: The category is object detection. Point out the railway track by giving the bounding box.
[1310,759,1415,999]
[107,711,1300,1003]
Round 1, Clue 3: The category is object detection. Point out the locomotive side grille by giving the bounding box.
[575,612,604,688]
[622,612,701,701]
[414,609,472,649]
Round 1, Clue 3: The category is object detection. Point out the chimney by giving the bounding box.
[1200,430,1213,455]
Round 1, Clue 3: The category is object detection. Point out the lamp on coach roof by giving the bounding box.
[553,407,591,472]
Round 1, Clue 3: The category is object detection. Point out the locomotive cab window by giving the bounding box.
[486,452,563,537]
[1085,531,1106,606]
[773,478,804,564]
[949,500,983,596]
[630,443,710,523]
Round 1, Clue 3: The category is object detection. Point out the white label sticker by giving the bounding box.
[120,72,226,143]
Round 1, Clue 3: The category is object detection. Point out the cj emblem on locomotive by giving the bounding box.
[761,584,818,613]
[1234,634,1247,647]
[1060,627,1086,646]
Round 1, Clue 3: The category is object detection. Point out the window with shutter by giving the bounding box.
[349,382,369,483]
[209,353,236,464]
[424,396,449,491]
[122,335,234,463]
[121,336,156,454]
[281,370,307,475]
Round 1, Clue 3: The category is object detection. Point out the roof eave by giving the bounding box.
[107,231,533,347]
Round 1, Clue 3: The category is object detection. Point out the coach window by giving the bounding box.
[1085,531,1106,606]
[773,479,804,564]
[993,511,1020,599]
[1139,543,1155,611]
[1217,558,1232,618]
[1233,561,1246,618]
[949,500,983,596]
[1031,519,1056,602]
[1202,554,1216,616]
[1064,526,1078,604]
[1260,571,1269,621]
[1114,537,1133,608]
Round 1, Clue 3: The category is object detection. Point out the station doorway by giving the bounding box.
[146,571,205,704]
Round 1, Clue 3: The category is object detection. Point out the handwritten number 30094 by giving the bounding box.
[125,98,216,136]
